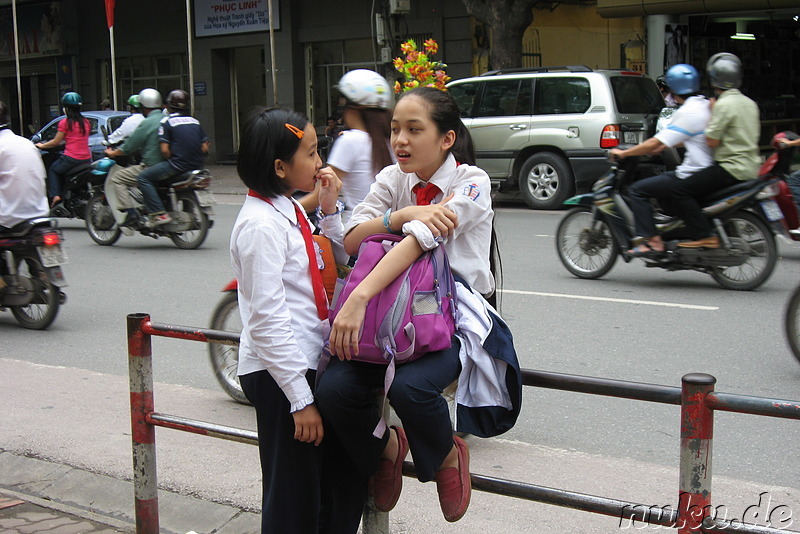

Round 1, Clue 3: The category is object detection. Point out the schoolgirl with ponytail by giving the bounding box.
[316,86,521,531]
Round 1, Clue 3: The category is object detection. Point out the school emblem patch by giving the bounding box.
[463,183,480,201]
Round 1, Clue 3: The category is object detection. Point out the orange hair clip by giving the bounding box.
[284,123,304,139]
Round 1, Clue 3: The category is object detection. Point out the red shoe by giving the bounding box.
[434,435,471,522]
[370,426,408,512]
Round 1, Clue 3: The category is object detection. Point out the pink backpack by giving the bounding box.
[322,233,457,436]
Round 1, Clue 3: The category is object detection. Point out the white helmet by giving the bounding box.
[337,69,392,109]
[137,88,162,109]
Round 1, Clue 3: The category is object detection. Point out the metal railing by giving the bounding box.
[127,313,800,534]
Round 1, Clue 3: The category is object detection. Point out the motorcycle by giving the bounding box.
[0,217,67,329]
[208,279,248,404]
[555,151,782,290]
[84,158,216,249]
[759,131,800,241]
[46,157,105,221]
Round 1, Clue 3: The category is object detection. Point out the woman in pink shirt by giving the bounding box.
[35,92,91,207]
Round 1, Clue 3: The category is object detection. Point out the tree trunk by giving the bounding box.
[461,0,536,70]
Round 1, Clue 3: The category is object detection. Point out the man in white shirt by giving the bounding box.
[609,64,712,256]
[106,94,144,146]
[0,101,49,231]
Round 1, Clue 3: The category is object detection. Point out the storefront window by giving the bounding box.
[118,54,188,101]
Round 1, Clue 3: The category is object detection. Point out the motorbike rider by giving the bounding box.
[656,75,677,107]
[0,100,49,232]
[609,64,712,256]
[105,94,145,146]
[668,52,761,249]
[136,89,209,226]
[34,92,91,208]
[103,88,166,227]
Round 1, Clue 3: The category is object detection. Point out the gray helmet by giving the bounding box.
[137,88,162,109]
[707,53,742,90]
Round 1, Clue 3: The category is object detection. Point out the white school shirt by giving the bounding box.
[231,193,345,412]
[654,95,712,179]
[347,154,495,295]
[0,129,49,228]
[328,129,377,217]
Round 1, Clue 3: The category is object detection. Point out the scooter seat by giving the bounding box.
[701,179,757,204]
[0,218,54,237]
[64,162,92,179]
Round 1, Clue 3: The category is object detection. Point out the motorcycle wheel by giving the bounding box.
[556,207,619,279]
[710,211,777,291]
[208,291,249,404]
[785,284,800,365]
[85,195,122,246]
[10,254,61,330]
[170,195,210,250]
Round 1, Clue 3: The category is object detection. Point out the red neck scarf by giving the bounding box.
[412,182,441,206]
[248,190,328,320]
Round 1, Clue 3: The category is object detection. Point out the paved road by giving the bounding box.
[1,171,799,532]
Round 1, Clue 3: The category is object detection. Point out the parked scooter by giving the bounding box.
[84,158,216,249]
[0,217,67,329]
[555,151,782,290]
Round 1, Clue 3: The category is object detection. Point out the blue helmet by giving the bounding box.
[665,64,700,96]
[91,158,116,175]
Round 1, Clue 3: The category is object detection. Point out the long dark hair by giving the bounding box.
[399,87,502,307]
[354,106,393,174]
[64,105,87,135]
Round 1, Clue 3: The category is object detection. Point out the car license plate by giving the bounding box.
[623,131,639,144]
[195,189,216,207]
[38,244,68,267]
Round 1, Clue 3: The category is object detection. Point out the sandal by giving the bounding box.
[627,241,665,258]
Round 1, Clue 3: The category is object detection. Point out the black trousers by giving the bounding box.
[315,337,462,533]
[628,171,680,238]
[668,163,738,239]
[240,369,364,534]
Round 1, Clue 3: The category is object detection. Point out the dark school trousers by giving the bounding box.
[240,369,363,534]
[315,337,462,532]
[668,163,739,239]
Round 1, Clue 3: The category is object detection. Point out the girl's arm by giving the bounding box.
[329,235,423,359]
[343,196,457,255]
[35,130,66,150]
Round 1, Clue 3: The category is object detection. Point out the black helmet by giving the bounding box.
[165,90,190,111]
[656,75,668,91]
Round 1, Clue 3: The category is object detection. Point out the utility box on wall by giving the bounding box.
[390,0,410,15]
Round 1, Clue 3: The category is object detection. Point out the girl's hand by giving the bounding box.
[317,166,342,215]
[329,291,368,360]
[395,193,458,238]
[292,403,324,446]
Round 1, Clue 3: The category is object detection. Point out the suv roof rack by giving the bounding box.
[479,65,593,76]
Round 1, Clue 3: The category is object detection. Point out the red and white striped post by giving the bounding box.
[678,373,716,533]
[128,313,159,534]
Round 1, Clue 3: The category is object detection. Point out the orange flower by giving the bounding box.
[400,40,416,55]
[423,39,438,55]
[394,80,402,94]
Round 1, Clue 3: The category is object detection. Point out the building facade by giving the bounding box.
[1,0,797,161]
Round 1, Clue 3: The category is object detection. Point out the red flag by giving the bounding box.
[105,0,115,29]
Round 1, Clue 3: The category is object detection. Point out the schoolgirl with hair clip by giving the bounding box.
[316,87,522,530]
[231,106,360,533]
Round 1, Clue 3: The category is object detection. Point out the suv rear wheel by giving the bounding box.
[519,152,574,210]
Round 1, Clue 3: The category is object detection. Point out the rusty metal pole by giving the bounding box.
[128,313,159,534]
[678,373,715,533]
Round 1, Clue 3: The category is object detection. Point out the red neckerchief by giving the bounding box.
[412,182,441,205]
[248,190,328,320]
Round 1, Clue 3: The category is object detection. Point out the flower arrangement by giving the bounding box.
[393,38,450,93]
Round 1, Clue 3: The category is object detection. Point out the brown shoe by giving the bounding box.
[370,426,408,512]
[434,436,471,522]
[677,236,720,249]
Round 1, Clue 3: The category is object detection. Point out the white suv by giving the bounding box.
[447,66,664,209]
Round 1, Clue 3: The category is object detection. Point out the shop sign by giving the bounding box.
[194,0,280,37]
[0,2,64,60]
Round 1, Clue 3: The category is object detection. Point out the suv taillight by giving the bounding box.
[600,125,620,148]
